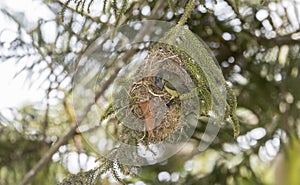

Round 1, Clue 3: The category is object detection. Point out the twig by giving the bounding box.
[20,1,168,184]
[20,123,77,185]
[177,0,196,26]
[20,43,135,185]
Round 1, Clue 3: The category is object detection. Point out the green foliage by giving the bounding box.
[62,0,128,25]
[157,26,239,137]
[1,0,300,184]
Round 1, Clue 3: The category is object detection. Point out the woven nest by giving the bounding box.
[127,45,193,145]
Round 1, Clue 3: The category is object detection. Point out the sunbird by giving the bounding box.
[155,71,189,107]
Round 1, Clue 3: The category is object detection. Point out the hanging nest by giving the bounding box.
[115,29,240,147]
[124,43,198,145]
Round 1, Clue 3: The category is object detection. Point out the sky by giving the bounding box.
[0,61,45,109]
[0,0,54,109]
[0,0,101,175]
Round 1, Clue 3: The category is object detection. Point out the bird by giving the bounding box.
[155,71,188,107]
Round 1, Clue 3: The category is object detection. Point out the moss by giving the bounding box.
[155,26,240,138]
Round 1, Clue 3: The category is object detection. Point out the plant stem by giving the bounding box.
[177,0,196,26]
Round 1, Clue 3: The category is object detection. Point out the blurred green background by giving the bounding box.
[0,0,300,184]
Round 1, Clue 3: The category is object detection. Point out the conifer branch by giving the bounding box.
[177,0,196,26]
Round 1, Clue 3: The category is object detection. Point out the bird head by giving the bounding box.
[154,72,164,90]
